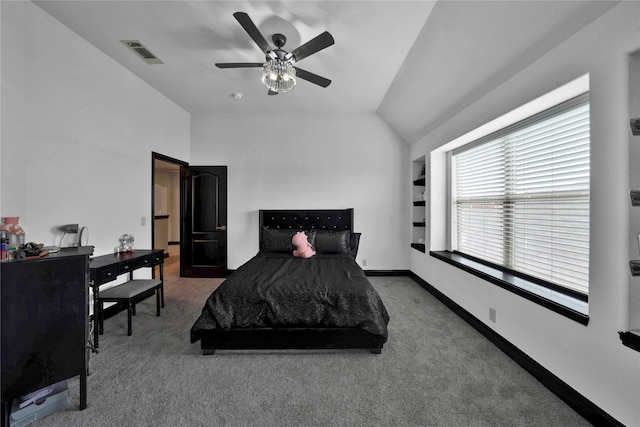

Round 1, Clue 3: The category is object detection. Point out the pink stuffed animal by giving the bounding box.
[292,231,316,258]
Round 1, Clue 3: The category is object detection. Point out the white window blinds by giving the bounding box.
[451,93,590,295]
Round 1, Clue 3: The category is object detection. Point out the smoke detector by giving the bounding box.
[121,40,163,64]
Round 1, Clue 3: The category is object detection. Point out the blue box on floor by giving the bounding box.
[10,381,68,426]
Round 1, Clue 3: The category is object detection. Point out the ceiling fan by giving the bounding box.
[215,12,335,95]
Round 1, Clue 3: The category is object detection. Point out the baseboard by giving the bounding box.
[408,271,624,427]
[364,269,410,276]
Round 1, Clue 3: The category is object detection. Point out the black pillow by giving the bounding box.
[314,230,351,254]
[262,228,295,253]
[305,230,317,250]
[349,232,361,258]
[262,228,316,253]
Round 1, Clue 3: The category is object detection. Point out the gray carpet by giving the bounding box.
[35,259,590,426]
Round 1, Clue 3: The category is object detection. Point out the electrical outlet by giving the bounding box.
[141,216,146,226]
[362,259,367,267]
[489,308,497,323]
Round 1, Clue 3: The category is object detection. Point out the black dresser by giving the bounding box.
[1,246,94,427]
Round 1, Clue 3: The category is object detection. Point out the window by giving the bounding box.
[450,93,590,298]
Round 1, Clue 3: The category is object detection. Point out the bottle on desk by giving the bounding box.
[0,231,8,261]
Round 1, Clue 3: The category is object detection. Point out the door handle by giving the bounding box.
[215,225,226,231]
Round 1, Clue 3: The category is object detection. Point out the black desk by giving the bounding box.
[89,249,164,349]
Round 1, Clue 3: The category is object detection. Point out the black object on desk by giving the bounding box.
[1,246,94,427]
[89,249,164,349]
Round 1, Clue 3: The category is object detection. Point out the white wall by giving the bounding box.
[0,0,27,220]
[0,1,191,257]
[409,3,640,426]
[191,112,409,270]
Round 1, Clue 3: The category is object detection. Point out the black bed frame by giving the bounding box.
[258,208,354,242]
[199,208,385,355]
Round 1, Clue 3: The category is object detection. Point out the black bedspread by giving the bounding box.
[190,252,389,343]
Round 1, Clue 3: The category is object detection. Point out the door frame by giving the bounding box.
[151,152,188,266]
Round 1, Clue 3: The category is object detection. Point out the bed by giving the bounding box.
[189,208,389,355]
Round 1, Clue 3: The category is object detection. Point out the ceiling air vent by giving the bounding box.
[121,40,163,64]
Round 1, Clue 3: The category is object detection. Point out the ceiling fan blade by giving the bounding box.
[233,12,271,54]
[215,63,263,68]
[290,31,335,62]
[294,67,331,88]
[268,90,279,96]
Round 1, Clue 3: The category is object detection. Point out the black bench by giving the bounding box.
[98,279,162,336]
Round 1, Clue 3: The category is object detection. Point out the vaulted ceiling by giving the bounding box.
[33,1,618,144]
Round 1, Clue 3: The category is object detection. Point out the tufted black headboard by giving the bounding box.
[259,209,354,232]
[259,209,360,257]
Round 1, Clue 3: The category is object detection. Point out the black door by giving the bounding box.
[181,166,227,277]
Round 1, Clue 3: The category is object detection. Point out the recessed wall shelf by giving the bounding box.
[411,157,426,252]
[630,260,640,276]
[628,190,640,350]
[630,117,640,136]
[411,243,426,253]
[627,185,639,350]
[619,330,640,352]
[626,95,640,351]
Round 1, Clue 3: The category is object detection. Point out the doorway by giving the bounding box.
[151,153,228,278]
[152,153,186,278]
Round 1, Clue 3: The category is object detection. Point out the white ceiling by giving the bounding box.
[380,0,619,143]
[33,0,618,144]
[33,1,436,113]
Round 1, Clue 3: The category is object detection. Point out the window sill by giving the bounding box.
[429,250,589,325]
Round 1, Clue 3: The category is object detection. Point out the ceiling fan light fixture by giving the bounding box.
[218,13,333,94]
[261,59,296,92]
